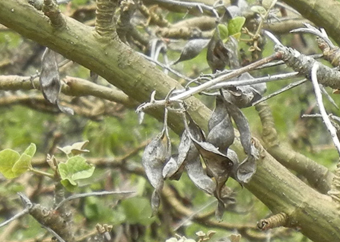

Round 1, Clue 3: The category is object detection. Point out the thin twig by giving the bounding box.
[208,72,299,90]
[137,53,279,112]
[41,224,66,242]
[0,208,30,228]
[139,53,193,82]
[55,190,135,210]
[253,78,307,105]
[310,62,340,155]
[291,23,335,49]
[153,0,221,17]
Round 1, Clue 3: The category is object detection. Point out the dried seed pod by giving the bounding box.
[142,128,171,192]
[223,99,257,183]
[162,156,179,179]
[172,39,209,65]
[185,155,216,195]
[190,137,236,215]
[40,48,74,115]
[222,73,266,108]
[40,48,61,105]
[162,114,204,180]
[207,96,235,150]
[151,190,161,216]
[207,38,230,73]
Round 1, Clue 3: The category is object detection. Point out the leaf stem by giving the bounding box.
[29,167,54,178]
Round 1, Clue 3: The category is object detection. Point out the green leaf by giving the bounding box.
[58,140,90,156]
[217,24,229,41]
[58,155,95,188]
[60,179,77,191]
[12,153,32,175]
[228,17,246,37]
[23,143,36,157]
[0,149,20,179]
[250,6,267,17]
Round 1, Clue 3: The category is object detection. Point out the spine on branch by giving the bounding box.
[257,212,288,231]
[95,0,118,38]
[43,0,65,28]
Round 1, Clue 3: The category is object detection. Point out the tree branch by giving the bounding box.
[282,0,340,45]
[255,101,334,194]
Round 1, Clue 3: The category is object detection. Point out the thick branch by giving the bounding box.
[247,139,340,241]
[255,101,334,194]
[95,0,118,38]
[282,0,340,45]
[0,75,137,108]
[1,0,209,133]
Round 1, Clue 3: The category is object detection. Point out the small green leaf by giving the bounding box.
[250,6,267,17]
[60,179,77,191]
[58,155,95,188]
[23,143,36,157]
[0,149,20,179]
[12,153,32,175]
[228,17,246,37]
[58,140,90,156]
[217,24,229,41]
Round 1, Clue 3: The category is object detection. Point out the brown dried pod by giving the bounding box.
[142,128,171,192]
[172,39,209,65]
[40,48,74,115]
[207,96,235,151]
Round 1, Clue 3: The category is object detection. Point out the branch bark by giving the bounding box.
[282,0,340,45]
[1,1,340,241]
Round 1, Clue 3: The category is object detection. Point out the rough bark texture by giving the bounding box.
[1,1,340,241]
[282,0,340,46]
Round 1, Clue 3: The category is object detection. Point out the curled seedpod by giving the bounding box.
[162,155,181,180]
[40,48,74,115]
[222,73,266,108]
[207,96,235,151]
[142,128,171,191]
[190,137,236,217]
[175,114,216,195]
[223,98,257,184]
[142,109,171,213]
[172,39,209,65]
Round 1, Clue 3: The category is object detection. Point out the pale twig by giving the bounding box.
[0,193,33,228]
[55,191,135,210]
[291,23,335,49]
[139,53,193,82]
[137,54,279,112]
[0,208,29,228]
[264,30,283,46]
[320,85,339,109]
[208,72,299,90]
[173,199,216,231]
[153,0,221,17]
[310,62,340,155]
[41,224,66,242]
[253,78,307,105]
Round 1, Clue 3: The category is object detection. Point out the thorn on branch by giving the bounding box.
[42,0,65,28]
[95,0,118,38]
[257,212,288,230]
